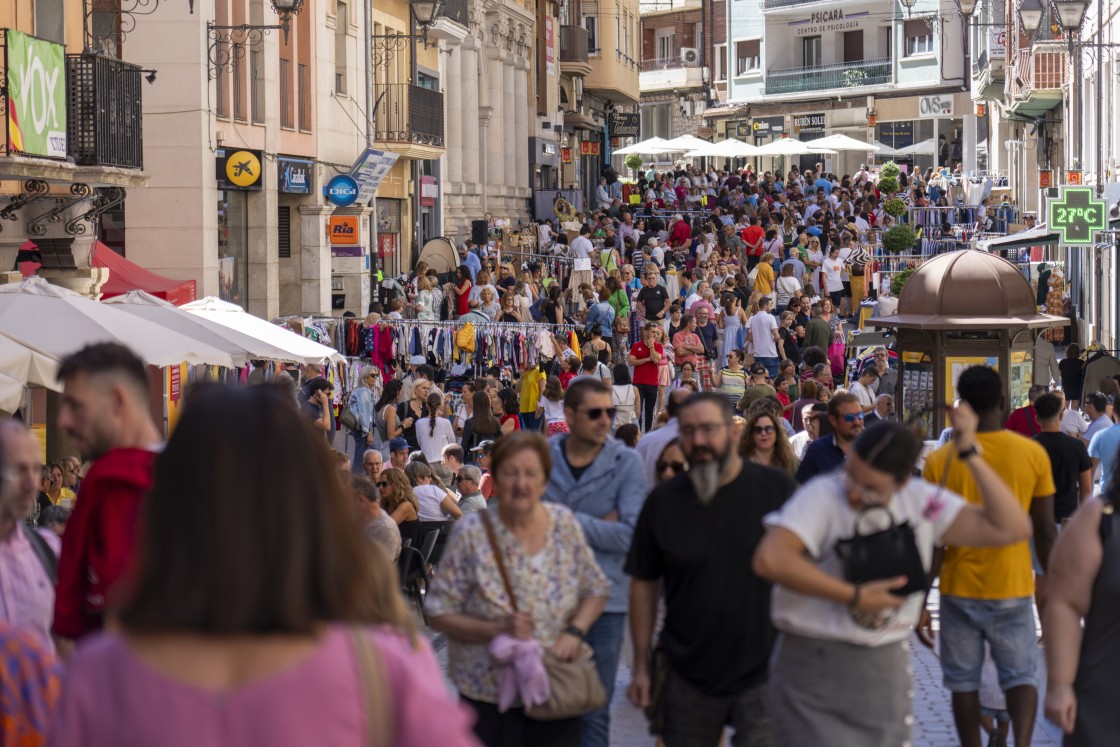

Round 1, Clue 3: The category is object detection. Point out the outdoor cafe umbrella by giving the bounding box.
[181,297,343,366]
[613,137,674,155]
[871,141,905,158]
[899,139,936,156]
[660,135,712,153]
[754,138,838,156]
[686,138,761,158]
[0,332,60,393]
[805,134,882,152]
[0,276,235,368]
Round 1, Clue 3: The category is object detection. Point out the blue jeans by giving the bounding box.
[350,433,369,474]
[580,612,626,747]
[520,412,542,433]
[939,595,1037,693]
[756,356,780,379]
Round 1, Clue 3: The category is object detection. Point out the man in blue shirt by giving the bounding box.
[457,242,481,282]
[583,289,616,343]
[795,393,864,483]
[781,247,806,285]
[1088,418,1120,488]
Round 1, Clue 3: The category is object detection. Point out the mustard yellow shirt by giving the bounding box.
[519,369,544,414]
[922,430,1055,599]
[754,263,775,295]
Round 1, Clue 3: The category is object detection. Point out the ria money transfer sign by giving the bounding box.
[6,30,67,158]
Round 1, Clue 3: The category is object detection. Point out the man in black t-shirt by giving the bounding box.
[636,270,669,325]
[626,393,796,744]
[1034,393,1092,523]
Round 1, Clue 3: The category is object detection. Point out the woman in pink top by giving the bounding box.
[48,385,479,747]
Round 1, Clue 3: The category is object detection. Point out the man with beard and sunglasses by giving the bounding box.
[543,377,648,747]
[626,393,796,746]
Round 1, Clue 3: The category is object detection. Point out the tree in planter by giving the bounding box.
[890,266,918,297]
[882,224,918,255]
[883,198,907,218]
[624,153,644,179]
[876,161,901,196]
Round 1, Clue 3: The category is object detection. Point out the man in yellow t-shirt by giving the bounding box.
[922,365,1056,747]
[518,362,544,433]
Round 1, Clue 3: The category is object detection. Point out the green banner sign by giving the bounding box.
[6,30,67,158]
[1048,186,1106,245]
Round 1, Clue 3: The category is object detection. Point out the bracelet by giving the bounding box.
[564,624,586,640]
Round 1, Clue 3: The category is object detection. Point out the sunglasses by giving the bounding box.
[579,407,617,421]
[752,425,776,434]
[376,481,389,488]
[657,461,686,473]
[841,412,865,423]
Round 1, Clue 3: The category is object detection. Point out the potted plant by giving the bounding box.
[890,266,918,296]
[883,197,907,218]
[876,161,901,196]
[624,153,644,178]
[882,224,918,255]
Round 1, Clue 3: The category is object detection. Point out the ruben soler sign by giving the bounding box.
[6,30,67,159]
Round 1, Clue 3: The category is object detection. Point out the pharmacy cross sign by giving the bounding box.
[1048,187,1107,245]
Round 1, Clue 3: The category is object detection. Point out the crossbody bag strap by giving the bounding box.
[480,511,519,612]
[349,626,395,747]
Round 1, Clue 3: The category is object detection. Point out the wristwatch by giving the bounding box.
[564,624,586,640]
[958,444,979,461]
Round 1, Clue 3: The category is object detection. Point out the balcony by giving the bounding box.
[764,57,892,95]
[428,0,469,43]
[560,25,592,77]
[640,57,705,92]
[374,84,445,157]
[762,0,853,12]
[1009,44,1067,105]
[66,53,144,170]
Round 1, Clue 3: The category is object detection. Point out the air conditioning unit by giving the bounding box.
[680,48,700,66]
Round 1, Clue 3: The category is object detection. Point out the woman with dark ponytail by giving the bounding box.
[417,390,456,485]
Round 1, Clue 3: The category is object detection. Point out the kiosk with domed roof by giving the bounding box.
[869,250,1068,439]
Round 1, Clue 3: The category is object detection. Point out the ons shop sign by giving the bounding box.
[6,30,67,159]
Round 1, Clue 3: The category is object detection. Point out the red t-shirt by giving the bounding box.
[741,225,765,255]
[630,341,663,386]
[1005,406,1040,437]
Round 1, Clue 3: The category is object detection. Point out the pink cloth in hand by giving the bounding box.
[489,634,550,713]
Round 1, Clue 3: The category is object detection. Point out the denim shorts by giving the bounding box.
[939,595,1037,693]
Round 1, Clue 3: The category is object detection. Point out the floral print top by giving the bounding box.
[426,504,611,704]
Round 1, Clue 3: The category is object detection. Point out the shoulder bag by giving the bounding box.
[833,505,928,599]
[479,511,607,721]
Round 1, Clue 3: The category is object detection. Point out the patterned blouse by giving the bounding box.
[426,504,610,704]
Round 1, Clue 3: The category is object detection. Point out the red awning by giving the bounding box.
[92,242,196,306]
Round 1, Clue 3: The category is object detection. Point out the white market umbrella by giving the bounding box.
[613,137,674,155]
[686,138,761,158]
[755,138,838,156]
[104,291,307,366]
[660,135,712,153]
[0,277,235,368]
[181,297,342,365]
[871,141,905,157]
[806,134,881,153]
[0,371,32,412]
[0,333,59,392]
[899,139,936,156]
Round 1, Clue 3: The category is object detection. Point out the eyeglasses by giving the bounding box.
[679,423,728,440]
[578,407,617,421]
[656,461,686,473]
[376,481,388,488]
[752,425,776,435]
[841,412,865,423]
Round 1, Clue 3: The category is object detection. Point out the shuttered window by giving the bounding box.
[278,205,291,259]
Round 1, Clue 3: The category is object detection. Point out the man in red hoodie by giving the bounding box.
[52,343,161,650]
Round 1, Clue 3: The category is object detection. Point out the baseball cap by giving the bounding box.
[470,439,496,453]
[409,355,425,366]
[389,437,410,452]
[750,362,768,376]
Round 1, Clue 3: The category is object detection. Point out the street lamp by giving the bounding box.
[207,0,306,77]
[957,0,978,17]
[1017,0,1045,32]
[409,0,444,28]
[1052,0,1089,30]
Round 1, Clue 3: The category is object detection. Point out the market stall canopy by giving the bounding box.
[181,297,343,365]
[686,138,760,158]
[416,237,458,274]
[871,141,905,157]
[0,333,60,393]
[869,250,1068,330]
[104,291,306,366]
[754,138,838,156]
[91,242,196,306]
[0,371,33,413]
[660,135,712,153]
[898,139,936,156]
[805,134,881,153]
[613,137,674,155]
[976,224,1059,252]
[0,277,235,367]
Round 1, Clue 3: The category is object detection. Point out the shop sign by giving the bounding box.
[1067,170,1083,185]
[789,9,868,36]
[1048,186,1106,244]
[419,175,438,207]
[988,27,1006,59]
[732,120,751,139]
[5,30,66,158]
[751,116,784,137]
[329,215,359,245]
[1039,170,1052,188]
[543,142,557,156]
[349,148,400,202]
[610,112,640,138]
[590,142,601,156]
[545,17,556,76]
[792,113,825,137]
[561,147,573,163]
[377,233,397,258]
[220,149,264,190]
[278,158,312,194]
[580,141,591,155]
[325,174,359,207]
[331,245,365,274]
[877,121,914,149]
[918,94,954,118]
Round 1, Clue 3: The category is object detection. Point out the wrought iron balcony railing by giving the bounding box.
[764,57,892,95]
[67,53,144,169]
[374,83,444,148]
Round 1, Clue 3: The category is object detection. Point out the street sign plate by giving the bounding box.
[1048,186,1106,245]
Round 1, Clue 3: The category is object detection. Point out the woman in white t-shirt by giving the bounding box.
[537,375,569,436]
[753,413,1031,746]
[821,246,845,310]
[416,392,458,484]
[609,364,638,430]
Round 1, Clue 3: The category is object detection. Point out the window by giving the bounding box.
[735,39,760,76]
[278,206,292,259]
[640,102,671,139]
[655,28,675,65]
[584,2,599,54]
[298,63,311,131]
[335,0,349,94]
[801,35,821,67]
[35,0,66,44]
[714,43,727,81]
[882,27,893,60]
[280,58,293,128]
[232,45,245,120]
[904,20,933,56]
[251,50,265,124]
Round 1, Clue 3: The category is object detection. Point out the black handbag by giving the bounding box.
[834,506,928,597]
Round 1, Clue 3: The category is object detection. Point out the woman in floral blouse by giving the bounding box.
[428,432,610,747]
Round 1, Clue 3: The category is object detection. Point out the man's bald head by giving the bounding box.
[0,420,42,528]
[667,387,692,419]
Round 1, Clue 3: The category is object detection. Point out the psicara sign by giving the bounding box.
[790,9,867,36]
[6,30,67,159]
[918,95,954,118]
